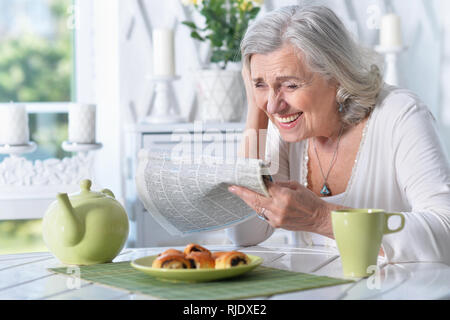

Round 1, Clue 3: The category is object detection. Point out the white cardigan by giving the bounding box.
[226,84,450,265]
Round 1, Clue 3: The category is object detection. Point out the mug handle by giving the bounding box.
[384,213,405,234]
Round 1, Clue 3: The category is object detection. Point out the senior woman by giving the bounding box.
[226,5,450,264]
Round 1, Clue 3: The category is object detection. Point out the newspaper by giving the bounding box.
[135,149,272,236]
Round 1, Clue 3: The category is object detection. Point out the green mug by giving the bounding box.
[331,209,405,278]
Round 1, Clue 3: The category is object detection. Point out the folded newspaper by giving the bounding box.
[136,150,272,236]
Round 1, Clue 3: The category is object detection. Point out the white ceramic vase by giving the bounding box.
[195,69,246,122]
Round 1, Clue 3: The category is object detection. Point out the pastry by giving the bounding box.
[158,248,183,256]
[211,251,227,260]
[152,253,192,269]
[186,252,215,269]
[183,243,211,256]
[215,251,250,268]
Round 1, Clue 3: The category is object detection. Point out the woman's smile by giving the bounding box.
[273,112,303,130]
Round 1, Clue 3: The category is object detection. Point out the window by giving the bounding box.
[0,0,74,161]
[0,0,74,254]
[0,219,46,255]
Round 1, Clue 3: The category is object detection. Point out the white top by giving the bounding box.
[226,84,450,264]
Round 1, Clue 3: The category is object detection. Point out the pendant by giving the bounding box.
[320,183,332,197]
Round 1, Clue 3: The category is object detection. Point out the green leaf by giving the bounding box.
[181,21,198,30]
[207,33,224,48]
[248,7,261,18]
[190,31,205,42]
[210,49,227,64]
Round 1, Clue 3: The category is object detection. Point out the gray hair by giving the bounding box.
[241,5,384,125]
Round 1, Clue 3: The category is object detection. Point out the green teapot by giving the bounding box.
[42,179,129,265]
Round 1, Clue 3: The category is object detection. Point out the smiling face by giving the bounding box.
[250,43,340,142]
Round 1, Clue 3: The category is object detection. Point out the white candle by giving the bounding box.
[68,103,96,144]
[153,28,175,77]
[379,14,403,48]
[0,104,29,145]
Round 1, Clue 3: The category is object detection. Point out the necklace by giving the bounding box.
[312,125,345,197]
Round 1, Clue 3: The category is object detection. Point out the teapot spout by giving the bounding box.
[57,193,83,246]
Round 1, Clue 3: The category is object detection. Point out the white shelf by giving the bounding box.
[142,114,187,125]
[125,122,246,134]
[62,141,103,152]
[0,142,37,156]
[375,45,408,54]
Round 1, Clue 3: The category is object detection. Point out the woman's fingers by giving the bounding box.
[265,180,300,198]
[228,185,277,225]
[229,181,300,208]
[228,185,272,213]
[265,180,281,196]
[274,181,301,190]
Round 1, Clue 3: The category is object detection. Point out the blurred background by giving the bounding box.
[0,0,449,254]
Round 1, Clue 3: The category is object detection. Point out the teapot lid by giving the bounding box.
[69,179,115,201]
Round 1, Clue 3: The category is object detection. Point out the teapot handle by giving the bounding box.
[101,188,115,199]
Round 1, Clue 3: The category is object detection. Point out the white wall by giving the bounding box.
[77,0,123,200]
[440,0,450,155]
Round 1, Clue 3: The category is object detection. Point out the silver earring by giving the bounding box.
[338,103,344,113]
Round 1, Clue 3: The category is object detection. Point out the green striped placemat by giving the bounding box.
[49,262,353,300]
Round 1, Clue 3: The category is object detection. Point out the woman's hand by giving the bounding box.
[240,63,268,159]
[229,180,346,238]
[242,64,257,117]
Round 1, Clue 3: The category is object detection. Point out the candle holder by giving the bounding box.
[62,141,103,156]
[375,45,408,87]
[143,75,186,124]
[0,141,37,157]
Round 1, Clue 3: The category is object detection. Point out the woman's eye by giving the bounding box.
[286,83,299,89]
[254,83,266,88]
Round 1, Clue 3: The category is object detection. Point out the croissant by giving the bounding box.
[211,251,227,260]
[183,243,211,256]
[152,254,192,269]
[186,252,215,269]
[158,248,183,256]
[215,251,250,269]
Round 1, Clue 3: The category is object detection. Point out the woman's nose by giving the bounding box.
[267,90,287,114]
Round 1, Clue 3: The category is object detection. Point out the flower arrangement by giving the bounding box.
[181,0,263,69]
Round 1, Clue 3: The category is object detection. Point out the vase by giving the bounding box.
[195,69,246,122]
